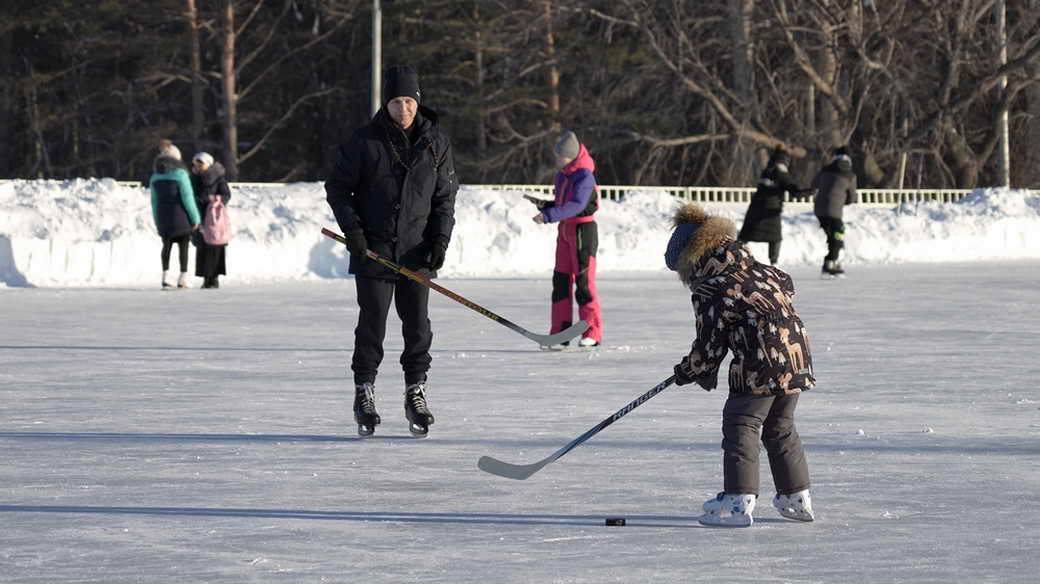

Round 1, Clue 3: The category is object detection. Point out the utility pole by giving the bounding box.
[371,0,382,117]
[997,0,1011,186]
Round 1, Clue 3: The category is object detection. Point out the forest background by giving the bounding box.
[3,0,1040,190]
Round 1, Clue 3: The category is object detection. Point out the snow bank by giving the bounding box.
[1,179,1038,287]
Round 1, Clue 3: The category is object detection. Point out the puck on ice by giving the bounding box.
[605,517,626,526]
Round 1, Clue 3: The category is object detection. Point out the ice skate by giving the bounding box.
[404,382,434,438]
[699,493,756,527]
[177,272,189,289]
[773,489,814,522]
[353,382,380,437]
[577,337,600,350]
[821,260,844,280]
[162,271,172,289]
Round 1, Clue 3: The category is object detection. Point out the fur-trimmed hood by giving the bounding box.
[666,203,742,285]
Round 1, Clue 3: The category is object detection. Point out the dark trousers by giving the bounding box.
[160,234,190,272]
[737,239,781,265]
[817,217,845,262]
[721,392,810,496]
[351,276,432,386]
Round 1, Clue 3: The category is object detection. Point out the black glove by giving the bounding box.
[673,358,713,391]
[346,229,368,259]
[427,238,449,270]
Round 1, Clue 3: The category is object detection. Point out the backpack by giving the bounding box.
[202,195,231,245]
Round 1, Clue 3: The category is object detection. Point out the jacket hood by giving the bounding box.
[562,143,595,175]
[824,158,855,177]
[668,203,740,285]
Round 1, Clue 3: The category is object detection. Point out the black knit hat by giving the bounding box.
[383,66,421,106]
[769,147,791,167]
[833,145,851,157]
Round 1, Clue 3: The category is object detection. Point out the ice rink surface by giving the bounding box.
[2,261,1039,583]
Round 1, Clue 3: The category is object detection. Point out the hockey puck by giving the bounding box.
[605,517,626,526]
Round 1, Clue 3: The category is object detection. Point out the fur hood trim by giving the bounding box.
[670,203,737,283]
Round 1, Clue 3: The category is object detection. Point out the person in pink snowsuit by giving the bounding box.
[531,130,602,348]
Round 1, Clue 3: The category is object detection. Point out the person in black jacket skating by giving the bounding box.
[325,66,458,437]
[190,152,232,289]
[737,147,809,266]
[809,146,858,276]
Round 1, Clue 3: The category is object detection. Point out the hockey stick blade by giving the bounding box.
[478,454,555,480]
[478,375,676,480]
[522,321,588,346]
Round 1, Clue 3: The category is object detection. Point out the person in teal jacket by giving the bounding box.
[149,140,200,289]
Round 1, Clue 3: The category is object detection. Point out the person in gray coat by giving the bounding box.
[810,146,858,276]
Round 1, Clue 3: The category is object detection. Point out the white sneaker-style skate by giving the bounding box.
[773,489,814,522]
[577,337,600,349]
[699,493,756,527]
[177,272,189,289]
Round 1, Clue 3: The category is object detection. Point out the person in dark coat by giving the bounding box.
[737,147,810,265]
[809,145,858,276]
[665,203,815,527]
[149,140,200,289]
[325,65,458,437]
[190,152,231,289]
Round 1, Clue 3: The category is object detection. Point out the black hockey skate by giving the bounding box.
[353,382,381,437]
[404,382,435,438]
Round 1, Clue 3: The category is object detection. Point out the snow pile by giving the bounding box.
[1,179,1038,287]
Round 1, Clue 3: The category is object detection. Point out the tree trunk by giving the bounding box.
[544,0,560,133]
[728,0,756,185]
[817,23,842,149]
[221,0,239,179]
[475,25,487,154]
[0,26,14,175]
[187,0,205,154]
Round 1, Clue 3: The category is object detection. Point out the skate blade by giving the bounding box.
[357,424,376,437]
[408,422,429,438]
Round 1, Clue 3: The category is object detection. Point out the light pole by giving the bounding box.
[371,0,382,117]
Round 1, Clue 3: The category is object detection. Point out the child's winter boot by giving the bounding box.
[699,493,756,527]
[772,489,814,522]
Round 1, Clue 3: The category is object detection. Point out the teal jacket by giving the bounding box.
[150,167,200,238]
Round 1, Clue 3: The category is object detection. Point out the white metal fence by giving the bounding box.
[468,184,976,206]
[2,179,978,206]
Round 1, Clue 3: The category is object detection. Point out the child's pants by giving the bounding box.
[721,391,810,496]
[551,221,602,342]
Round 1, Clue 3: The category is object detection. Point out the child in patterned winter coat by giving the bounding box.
[664,203,816,527]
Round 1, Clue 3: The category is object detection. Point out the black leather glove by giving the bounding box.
[427,238,449,270]
[346,229,368,259]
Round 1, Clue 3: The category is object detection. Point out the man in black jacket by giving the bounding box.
[325,66,458,437]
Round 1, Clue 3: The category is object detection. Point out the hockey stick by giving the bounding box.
[321,228,588,346]
[478,375,677,480]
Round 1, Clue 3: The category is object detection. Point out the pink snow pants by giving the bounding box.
[551,220,602,342]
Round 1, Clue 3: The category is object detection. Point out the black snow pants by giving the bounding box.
[817,216,845,262]
[721,392,811,496]
[351,275,432,387]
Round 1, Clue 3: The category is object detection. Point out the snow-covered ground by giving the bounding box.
[2,261,1039,583]
[2,179,1039,288]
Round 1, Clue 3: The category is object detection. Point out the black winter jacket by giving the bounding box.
[811,160,857,219]
[738,165,803,243]
[325,107,458,279]
[191,162,232,213]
